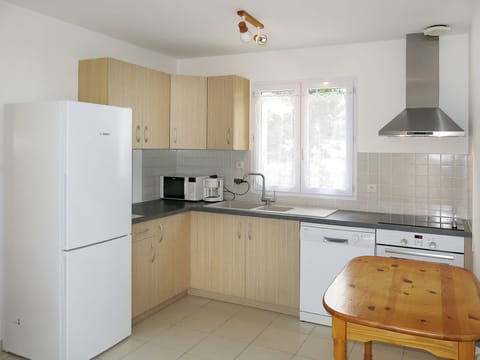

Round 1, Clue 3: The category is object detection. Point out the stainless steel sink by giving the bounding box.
[205,201,337,218]
[205,200,263,210]
[255,205,294,212]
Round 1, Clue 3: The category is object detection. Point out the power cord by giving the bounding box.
[223,179,250,201]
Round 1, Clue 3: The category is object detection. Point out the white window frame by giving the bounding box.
[252,79,356,198]
[253,83,301,192]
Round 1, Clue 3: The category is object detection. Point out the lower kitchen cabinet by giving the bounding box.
[132,213,190,320]
[132,221,155,318]
[190,212,300,312]
[164,212,190,297]
[190,212,245,297]
[245,217,300,309]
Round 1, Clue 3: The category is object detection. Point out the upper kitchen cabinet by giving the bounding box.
[207,75,250,150]
[78,58,170,149]
[170,75,207,149]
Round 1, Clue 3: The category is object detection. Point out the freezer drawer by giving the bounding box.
[64,235,131,359]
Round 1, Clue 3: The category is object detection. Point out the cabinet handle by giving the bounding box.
[237,222,242,240]
[151,241,156,263]
[226,128,231,145]
[173,128,177,144]
[158,224,164,243]
[136,125,141,143]
[247,223,252,241]
[144,125,149,143]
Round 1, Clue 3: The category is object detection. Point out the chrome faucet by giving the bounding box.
[243,172,276,205]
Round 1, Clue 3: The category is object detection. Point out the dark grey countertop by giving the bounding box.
[132,199,472,237]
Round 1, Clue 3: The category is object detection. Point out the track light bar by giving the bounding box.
[237,10,264,29]
[236,10,267,46]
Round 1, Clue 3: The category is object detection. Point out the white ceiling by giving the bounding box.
[6,0,475,59]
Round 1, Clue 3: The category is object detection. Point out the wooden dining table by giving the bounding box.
[323,256,480,360]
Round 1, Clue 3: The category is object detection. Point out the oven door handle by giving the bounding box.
[384,248,455,261]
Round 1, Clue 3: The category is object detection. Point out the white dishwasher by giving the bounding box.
[300,223,375,326]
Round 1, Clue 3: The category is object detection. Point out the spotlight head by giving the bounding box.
[253,32,268,46]
[238,21,252,43]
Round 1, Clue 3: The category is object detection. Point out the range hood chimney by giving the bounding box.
[378,32,465,137]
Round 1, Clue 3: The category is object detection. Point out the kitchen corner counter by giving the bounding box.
[131,199,472,237]
[132,199,204,224]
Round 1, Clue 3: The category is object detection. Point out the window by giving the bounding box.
[253,80,355,197]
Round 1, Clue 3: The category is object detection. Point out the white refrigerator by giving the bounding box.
[3,101,132,359]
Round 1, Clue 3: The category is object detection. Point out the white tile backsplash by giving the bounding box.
[141,150,471,219]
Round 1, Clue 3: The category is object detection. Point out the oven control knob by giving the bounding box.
[400,239,407,246]
[429,241,437,249]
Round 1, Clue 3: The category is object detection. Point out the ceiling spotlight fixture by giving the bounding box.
[237,10,268,46]
[238,21,252,43]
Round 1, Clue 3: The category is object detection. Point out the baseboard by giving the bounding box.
[188,288,298,316]
[299,311,332,326]
[132,290,188,325]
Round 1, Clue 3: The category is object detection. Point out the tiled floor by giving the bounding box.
[93,295,441,360]
[0,295,443,360]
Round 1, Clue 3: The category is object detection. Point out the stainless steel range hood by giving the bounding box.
[378,33,465,137]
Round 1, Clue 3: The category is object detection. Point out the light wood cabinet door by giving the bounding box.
[132,222,156,318]
[190,212,245,297]
[170,75,207,149]
[132,213,190,319]
[140,67,170,149]
[172,213,191,294]
[78,57,169,149]
[207,75,249,150]
[78,57,110,105]
[245,217,300,308]
[154,213,190,304]
[151,219,174,305]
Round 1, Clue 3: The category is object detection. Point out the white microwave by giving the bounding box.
[160,175,207,201]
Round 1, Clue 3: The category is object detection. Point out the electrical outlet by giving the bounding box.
[235,161,245,169]
[367,184,377,193]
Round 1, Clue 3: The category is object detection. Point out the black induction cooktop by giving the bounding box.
[378,214,464,231]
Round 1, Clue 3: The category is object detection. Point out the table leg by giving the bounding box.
[457,341,475,360]
[364,341,372,360]
[332,317,347,360]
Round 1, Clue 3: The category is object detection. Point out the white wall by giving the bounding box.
[470,2,480,276]
[178,36,469,155]
[0,0,176,340]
